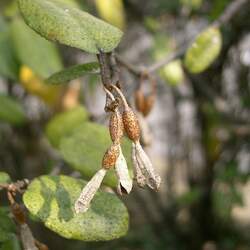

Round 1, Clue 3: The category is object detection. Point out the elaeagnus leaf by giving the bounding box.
[18,0,123,53]
[23,175,129,241]
[184,26,222,73]
[45,62,100,84]
[45,106,89,148]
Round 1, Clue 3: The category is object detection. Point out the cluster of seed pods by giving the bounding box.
[74,85,161,214]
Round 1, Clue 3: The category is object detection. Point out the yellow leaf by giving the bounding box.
[19,66,63,106]
[95,0,126,30]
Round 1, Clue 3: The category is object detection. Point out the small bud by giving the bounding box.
[115,146,133,195]
[122,107,140,142]
[102,144,120,170]
[109,109,124,143]
[74,168,107,213]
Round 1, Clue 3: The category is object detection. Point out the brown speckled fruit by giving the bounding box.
[122,108,140,141]
[109,110,124,143]
[102,144,120,170]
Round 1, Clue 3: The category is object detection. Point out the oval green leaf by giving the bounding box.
[184,26,222,73]
[45,106,89,148]
[45,62,100,84]
[18,0,123,53]
[11,18,63,78]
[23,175,129,241]
[0,95,26,126]
[59,122,132,188]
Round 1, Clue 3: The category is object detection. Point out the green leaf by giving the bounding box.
[0,16,19,80]
[184,26,222,73]
[45,62,100,84]
[45,106,89,148]
[0,172,11,185]
[0,234,21,250]
[161,60,184,86]
[0,207,16,243]
[11,18,63,78]
[18,0,123,53]
[0,95,26,126]
[59,122,132,188]
[23,175,129,241]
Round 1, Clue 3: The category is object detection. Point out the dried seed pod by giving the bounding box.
[75,168,107,213]
[122,107,140,142]
[102,144,120,169]
[134,141,161,190]
[115,146,133,195]
[142,94,155,117]
[109,109,123,143]
[135,88,145,114]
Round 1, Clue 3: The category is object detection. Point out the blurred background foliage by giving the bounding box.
[1,0,250,249]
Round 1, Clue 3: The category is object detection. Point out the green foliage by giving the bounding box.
[23,175,129,241]
[18,0,123,53]
[0,172,11,185]
[177,187,202,206]
[45,106,89,148]
[184,26,222,73]
[0,16,19,80]
[45,62,100,84]
[161,60,184,85]
[0,95,26,125]
[0,207,17,244]
[0,234,21,250]
[59,122,132,188]
[11,18,63,78]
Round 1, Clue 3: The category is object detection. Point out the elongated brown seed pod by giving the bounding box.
[122,107,140,142]
[142,94,155,117]
[109,110,124,143]
[135,89,145,114]
[102,144,120,170]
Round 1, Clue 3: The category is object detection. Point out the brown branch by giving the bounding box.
[116,0,249,76]
[213,0,250,27]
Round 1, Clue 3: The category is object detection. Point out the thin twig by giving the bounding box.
[213,0,250,27]
[147,45,187,73]
[116,0,249,75]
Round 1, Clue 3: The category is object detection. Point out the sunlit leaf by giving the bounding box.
[184,26,222,73]
[18,0,123,53]
[95,0,126,30]
[19,66,63,106]
[46,62,100,84]
[23,175,129,241]
[161,60,184,85]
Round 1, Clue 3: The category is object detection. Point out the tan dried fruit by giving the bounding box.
[143,94,155,116]
[109,110,123,143]
[102,144,120,169]
[122,107,140,142]
[135,89,145,114]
